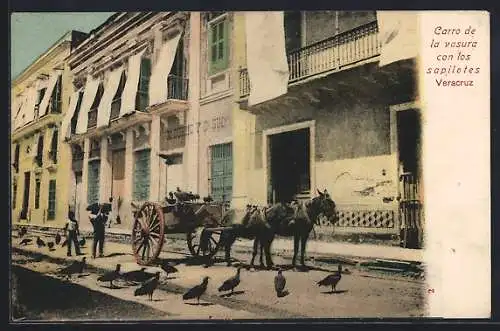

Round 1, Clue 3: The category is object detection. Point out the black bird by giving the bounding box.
[18,227,27,238]
[218,267,242,295]
[317,264,343,292]
[274,269,286,297]
[159,261,178,278]
[203,196,213,203]
[19,238,32,246]
[79,237,86,247]
[61,239,68,247]
[122,267,156,284]
[47,242,55,250]
[36,237,46,248]
[55,233,62,245]
[57,257,87,279]
[134,272,161,301]
[97,264,121,288]
[183,276,210,305]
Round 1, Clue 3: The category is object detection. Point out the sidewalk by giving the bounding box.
[13,222,423,263]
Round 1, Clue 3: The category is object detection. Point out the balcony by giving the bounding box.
[148,75,189,115]
[239,21,380,100]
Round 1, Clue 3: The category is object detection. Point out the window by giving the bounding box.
[87,160,100,205]
[111,71,127,119]
[36,135,44,167]
[210,143,233,203]
[50,75,62,113]
[12,181,17,209]
[34,179,41,209]
[136,58,151,112]
[208,15,229,75]
[13,144,20,172]
[133,149,150,201]
[88,83,104,128]
[70,92,84,135]
[35,88,46,118]
[47,179,56,220]
[49,130,58,163]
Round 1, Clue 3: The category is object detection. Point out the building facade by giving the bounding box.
[11,30,88,227]
[232,11,422,247]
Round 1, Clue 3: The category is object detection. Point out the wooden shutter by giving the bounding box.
[50,76,62,113]
[209,18,229,74]
[35,179,41,209]
[87,160,100,205]
[210,143,232,203]
[136,58,151,111]
[47,179,56,220]
[133,149,150,201]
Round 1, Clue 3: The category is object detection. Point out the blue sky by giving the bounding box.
[11,12,116,79]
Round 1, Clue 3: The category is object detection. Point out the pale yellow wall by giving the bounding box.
[11,42,74,227]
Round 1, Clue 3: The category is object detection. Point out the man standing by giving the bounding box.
[90,205,107,258]
[65,211,83,257]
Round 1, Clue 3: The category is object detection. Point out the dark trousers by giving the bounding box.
[92,231,105,257]
[67,230,81,256]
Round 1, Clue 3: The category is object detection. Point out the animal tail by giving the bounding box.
[134,287,147,296]
[182,292,192,300]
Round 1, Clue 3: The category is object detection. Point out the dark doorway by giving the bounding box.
[21,172,31,219]
[397,109,421,176]
[268,128,310,204]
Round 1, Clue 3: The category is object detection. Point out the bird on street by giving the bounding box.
[218,267,242,295]
[274,269,286,297]
[55,233,62,245]
[203,196,213,203]
[134,272,161,301]
[183,276,210,305]
[79,237,86,247]
[57,257,87,279]
[121,267,155,284]
[19,238,32,246]
[158,261,178,278]
[47,242,55,251]
[36,237,46,248]
[18,227,27,238]
[317,264,343,293]
[97,264,121,288]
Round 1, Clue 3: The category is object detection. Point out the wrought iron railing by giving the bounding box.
[239,21,380,98]
[167,74,189,101]
[87,108,98,129]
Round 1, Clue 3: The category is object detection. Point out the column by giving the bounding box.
[149,115,161,201]
[123,128,134,227]
[80,138,90,230]
[186,12,201,194]
[99,136,112,203]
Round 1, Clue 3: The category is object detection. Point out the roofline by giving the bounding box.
[12,30,86,85]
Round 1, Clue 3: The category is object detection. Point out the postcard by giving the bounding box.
[10,10,490,321]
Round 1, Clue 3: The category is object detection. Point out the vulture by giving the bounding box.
[19,238,32,246]
[203,196,213,203]
[274,269,286,297]
[97,264,121,288]
[55,233,62,245]
[317,264,343,292]
[47,242,55,250]
[218,268,242,295]
[159,261,178,278]
[122,267,156,284]
[18,227,27,238]
[183,276,210,305]
[57,257,86,279]
[79,237,86,247]
[134,272,161,301]
[36,237,46,248]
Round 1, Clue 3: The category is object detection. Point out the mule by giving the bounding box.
[221,189,337,268]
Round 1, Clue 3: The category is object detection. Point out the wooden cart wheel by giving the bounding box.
[187,227,222,259]
[132,202,165,265]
